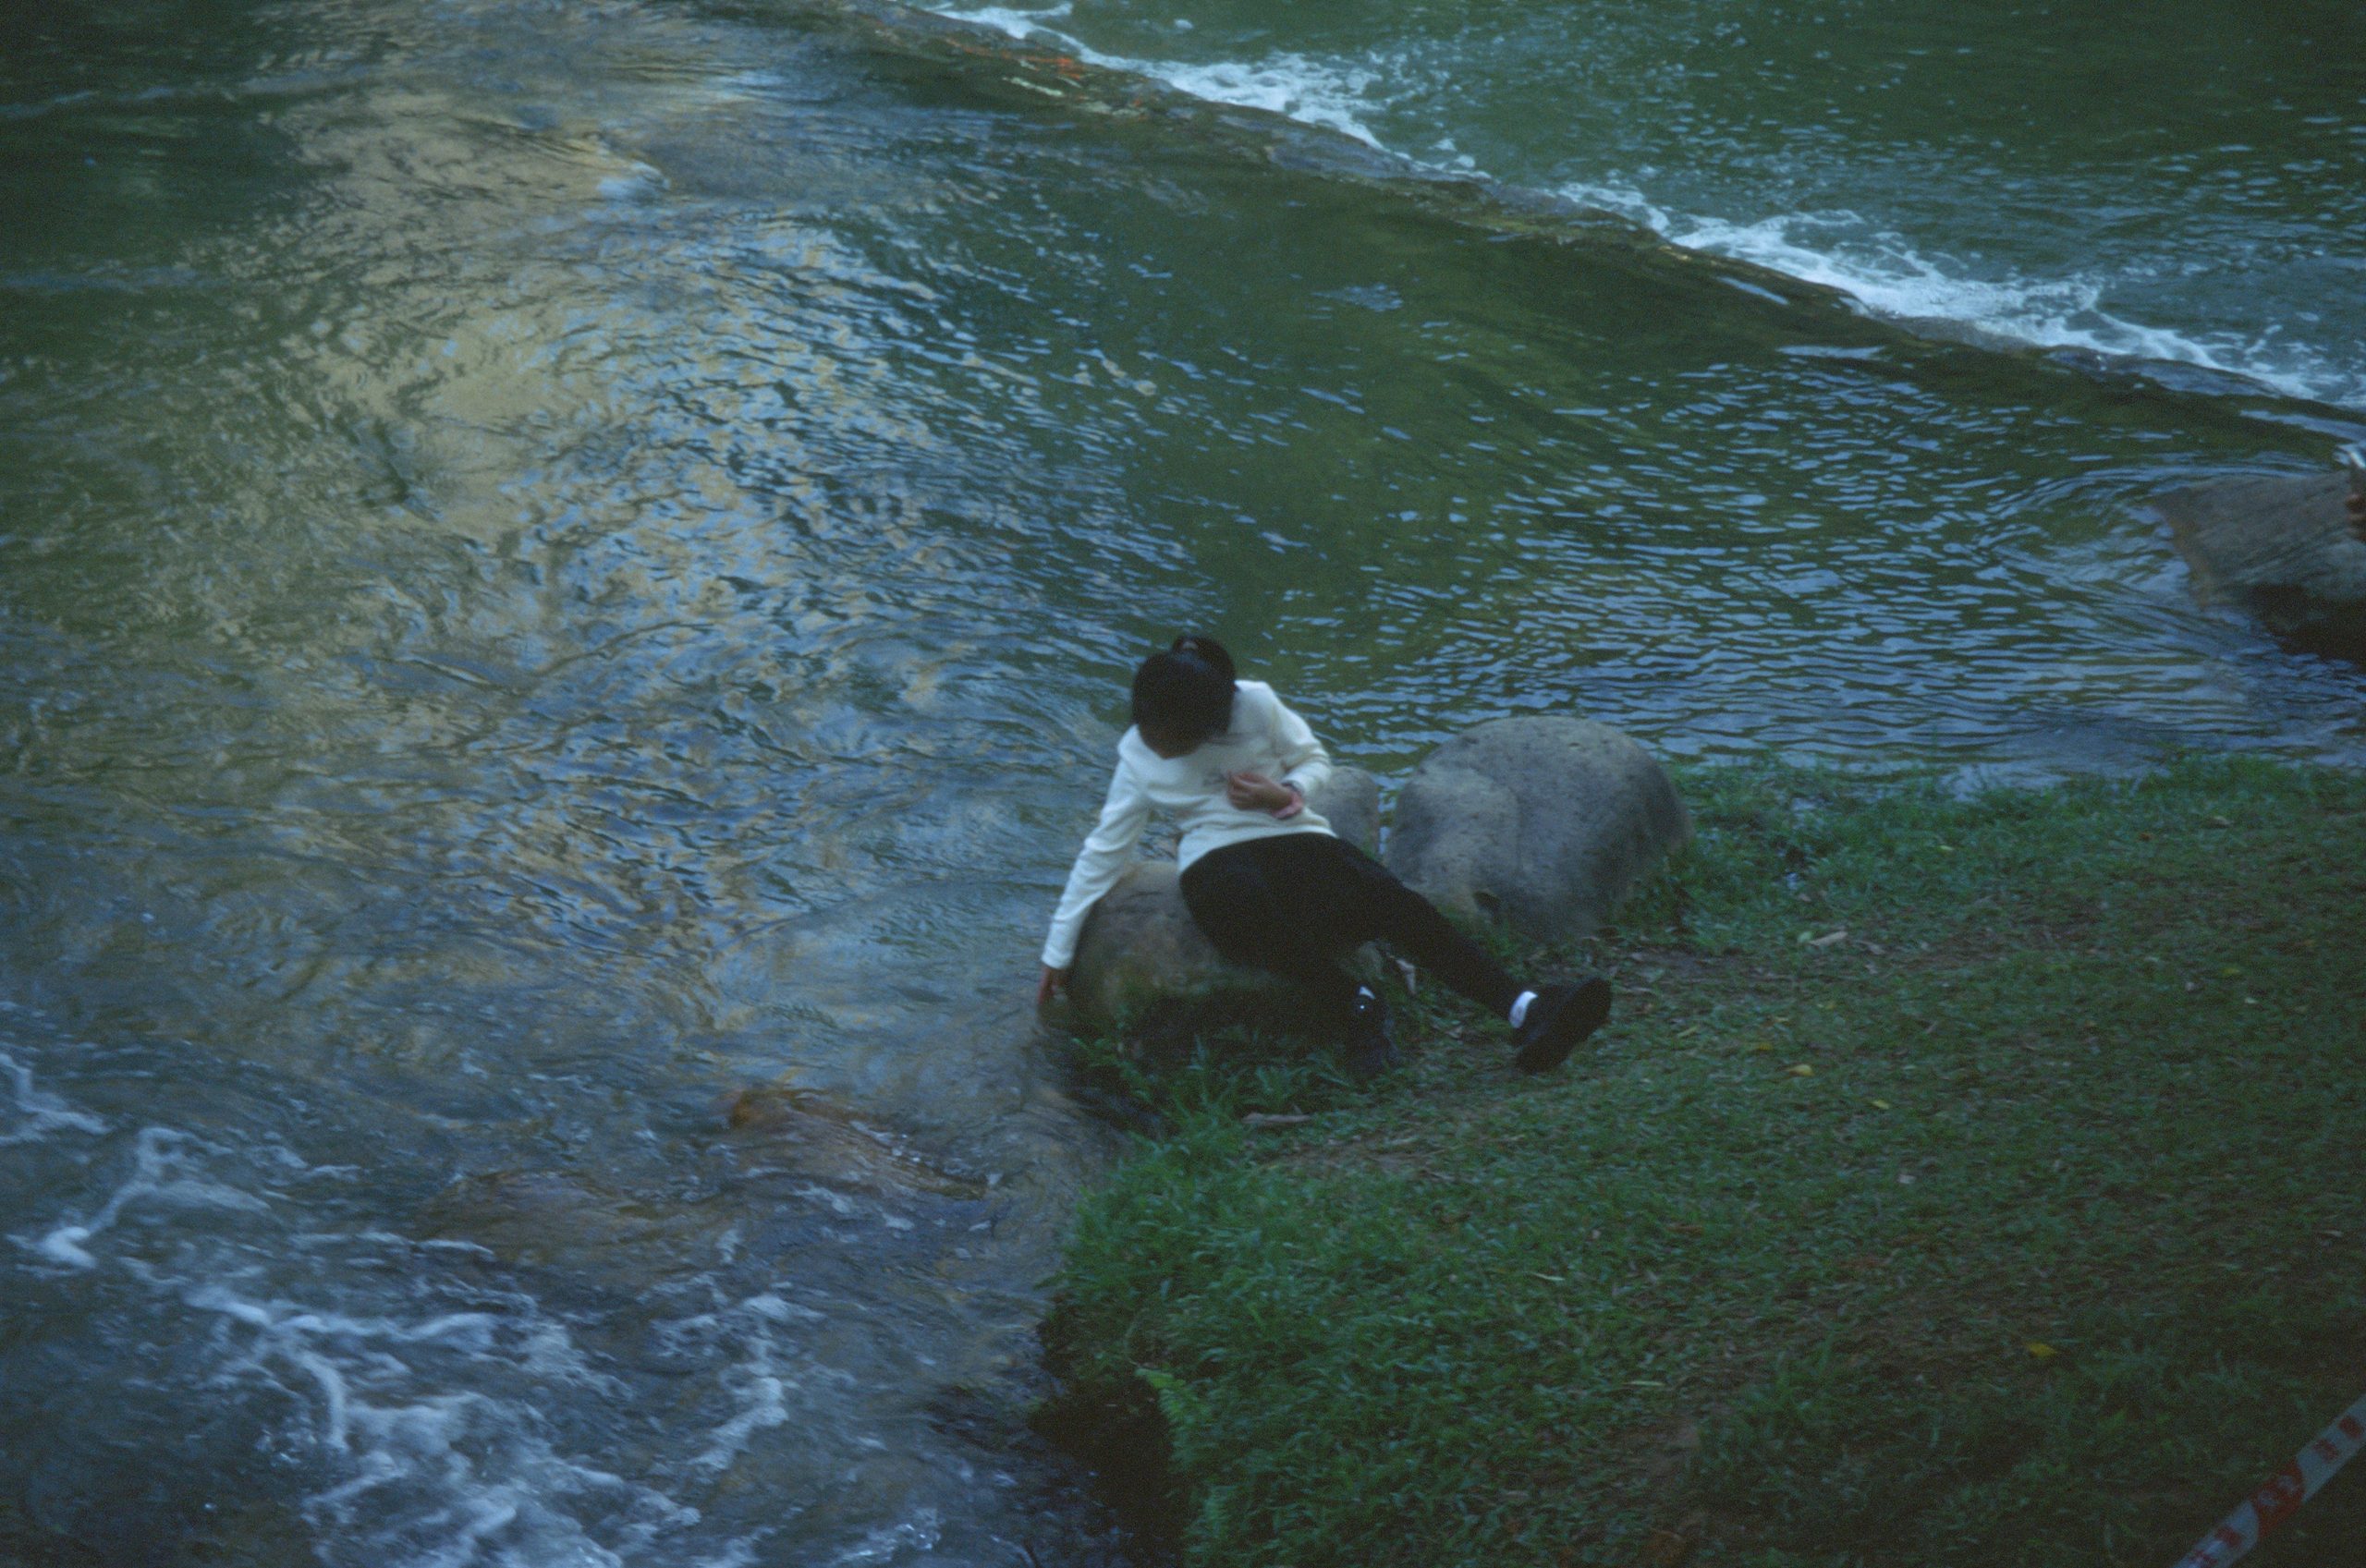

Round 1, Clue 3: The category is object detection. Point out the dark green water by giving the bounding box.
[936,0,2366,407]
[2,1,2360,1562]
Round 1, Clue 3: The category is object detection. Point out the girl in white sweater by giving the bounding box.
[1038,635,1610,1078]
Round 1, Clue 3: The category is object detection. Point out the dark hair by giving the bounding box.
[1129,634,1237,747]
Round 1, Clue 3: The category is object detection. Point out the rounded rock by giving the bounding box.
[1383,717,1688,943]
[2160,469,2366,658]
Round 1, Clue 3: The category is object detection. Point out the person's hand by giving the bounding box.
[1037,965,1070,1007]
[1226,770,1299,812]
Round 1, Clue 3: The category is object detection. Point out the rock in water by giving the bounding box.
[1384,717,1689,943]
[2160,470,2366,657]
[1064,768,1379,1037]
[717,1086,985,1199]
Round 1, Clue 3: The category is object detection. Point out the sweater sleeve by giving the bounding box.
[1267,688,1333,804]
[1042,754,1153,969]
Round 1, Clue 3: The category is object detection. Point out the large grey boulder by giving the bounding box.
[1064,768,1378,1036]
[1384,717,1688,943]
[2161,470,2366,657]
[1311,765,1380,859]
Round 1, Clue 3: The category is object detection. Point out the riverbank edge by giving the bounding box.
[1031,754,2366,1566]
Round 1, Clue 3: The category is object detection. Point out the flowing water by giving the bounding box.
[2,1,2361,1563]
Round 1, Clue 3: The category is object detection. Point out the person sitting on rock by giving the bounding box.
[1035,634,1612,1080]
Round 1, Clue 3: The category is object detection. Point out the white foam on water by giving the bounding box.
[743,1290,826,1323]
[183,1257,721,1568]
[689,1331,794,1475]
[10,1113,757,1568]
[1131,54,1387,146]
[0,1048,107,1147]
[596,161,666,201]
[829,1509,944,1565]
[915,0,2365,410]
[652,1291,821,1479]
[926,2,1393,147]
[1555,182,2366,408]
[18,1126,270,1270]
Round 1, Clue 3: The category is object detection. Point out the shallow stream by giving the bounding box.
[3,1,2361,1562]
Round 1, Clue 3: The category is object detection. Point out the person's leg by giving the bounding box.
[1180,837,1400,1077]
[1313,836,1612,1073]
[1178,839,1365,1020]
[1315,839,1523,1016]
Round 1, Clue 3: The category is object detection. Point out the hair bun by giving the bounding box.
[1167,634,1237,684]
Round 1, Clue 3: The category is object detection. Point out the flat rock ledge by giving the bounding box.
[1063,768,1379,1039]
[2161,470,2366,658]
[1384,716,1689,944]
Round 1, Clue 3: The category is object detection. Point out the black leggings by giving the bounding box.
[1177,833,1519,1024]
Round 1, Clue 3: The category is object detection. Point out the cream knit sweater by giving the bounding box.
[1041,681,1336,969]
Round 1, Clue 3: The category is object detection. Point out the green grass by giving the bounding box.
[1037,757,2366,1566]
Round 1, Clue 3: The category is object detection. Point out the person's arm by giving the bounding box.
[1268,687,1332,808]
[1040,756,1153,987]
[1223,685,1334,815]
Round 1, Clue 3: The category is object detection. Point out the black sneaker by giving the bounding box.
[1343,986,1400,1083]
[1510,977,1613,1074]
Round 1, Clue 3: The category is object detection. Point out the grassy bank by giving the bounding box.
[1038,757,2366,1567]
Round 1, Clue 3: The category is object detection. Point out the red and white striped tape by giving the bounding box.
[2170,1389,2366,1568]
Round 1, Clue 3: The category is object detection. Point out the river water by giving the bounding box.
[2,2,2361,1563]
